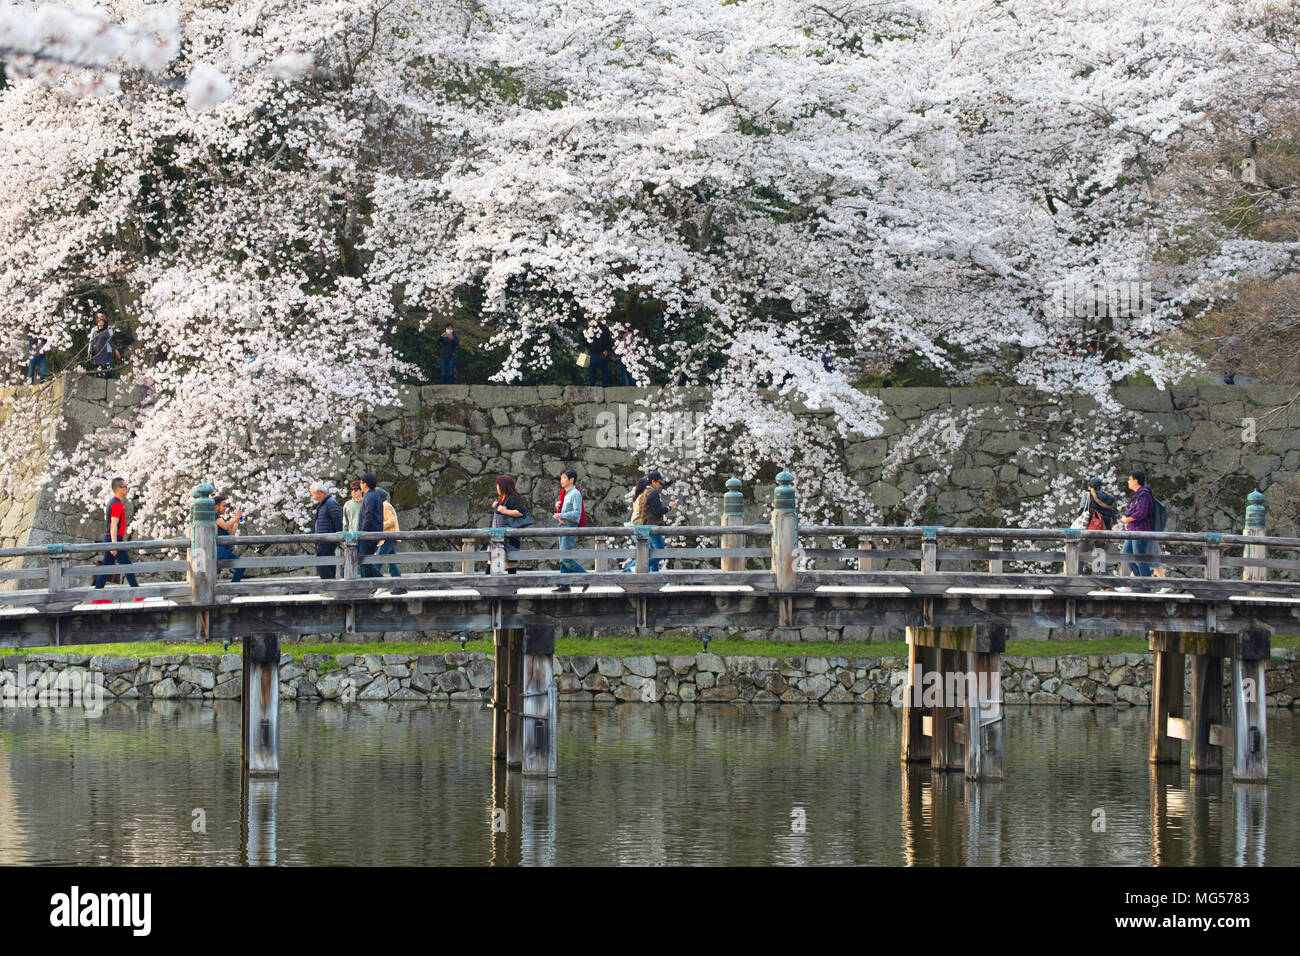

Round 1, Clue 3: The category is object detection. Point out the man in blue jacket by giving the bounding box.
[311,482,343,579]
[359,472,384,578]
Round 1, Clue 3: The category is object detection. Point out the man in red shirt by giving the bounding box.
[93,477,140,592]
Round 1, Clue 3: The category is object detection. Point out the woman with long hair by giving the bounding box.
[622,475,651,571]
[490,474,528,574]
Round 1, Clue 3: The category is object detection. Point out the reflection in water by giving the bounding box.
[0,701,1295,866]
[240,775,279,867]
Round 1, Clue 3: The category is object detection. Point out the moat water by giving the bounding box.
[0,701,1293,865]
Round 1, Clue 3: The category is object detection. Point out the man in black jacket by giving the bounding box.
[439,324,458,384]
[643,470,677,572]
[359,472,384,578]
[311,482,344,579]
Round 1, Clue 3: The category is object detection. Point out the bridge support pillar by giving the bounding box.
[900,629,932,765]
[493,626,523,765]
[963,635,1005,780]
[1147,631,1186,766]
[1188,654,1224,774]
[1232,630,1269,781]
[242,632,280,776]
[521,625,558,777]
[931,648,965,773]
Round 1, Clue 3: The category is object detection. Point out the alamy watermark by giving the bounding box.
[0,662,105,717]
[595,404,703,456]
[1044,275,1152,324]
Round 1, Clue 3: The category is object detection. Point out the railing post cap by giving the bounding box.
[193,482,215,499]
[725,476,742,491]
[723,476,744,516]
[1245,489,1266,530]
[773,470,796,514]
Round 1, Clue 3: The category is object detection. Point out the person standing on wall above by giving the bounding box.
[553,466,587,591]
[358,472,385,578]
[587,324,612,388]
[438,323,458,384]
[343,480,363,533]
[26,328,48,384]
[87,314,119,378]
[1119,468,1155,586]
[92,477,141,597]
[310,482,343,580]
[642,470,678,573]
[375,486,406,592]
[213,494,247,585]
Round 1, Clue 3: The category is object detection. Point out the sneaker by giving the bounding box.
[553,585,571,593]
[90,598,111,604]
[390,588,408,596]
[1116,586,1133,592]
[132,596,145,602]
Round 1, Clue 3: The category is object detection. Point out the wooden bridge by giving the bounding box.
[1,474,1292,784]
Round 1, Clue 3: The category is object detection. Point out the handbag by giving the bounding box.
[506,511,534,529]
[576,352,590,368]
[1069,512,1088,530]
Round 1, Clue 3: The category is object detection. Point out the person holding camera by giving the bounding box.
[213,495,247,584]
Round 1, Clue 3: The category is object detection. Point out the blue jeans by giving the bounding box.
[1122,538,1153,577]
[623,534,666,573]
[440,356,455,384]
[588,354,609,387]
[559,534,585,574]
[377,540,401,577]
[93,535,139,589]
[217,545,246,583]
[26,355,45,383]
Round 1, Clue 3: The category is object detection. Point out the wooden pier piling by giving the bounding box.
[521,625,558,777]
[241,632,280,776]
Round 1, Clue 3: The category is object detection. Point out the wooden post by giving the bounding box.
[1063,530,1080,576]
[506,627,524,769]
[857,536,875,571]
[1232,629,1269,781]
[1242,490,1267,592]
[594,538,611,573]
[489,530,507,575]
[921,527,938,574]
[987,538,1002,575]
[721,476,745,572]
[634,528,651,576]
[964,626,1005,780]
[461,537,476,575]
[341,533,361,580]
[1148,631,1186,766]
[1188,654,1224,774]
[521,625,558,777]
[242,632,280,776]
[771,470,797,627]
[44,546,67,595]
[1203,532,1221,581]
[901,627,932,764]
[931,647,966,772]
[189,482,217,641]
[492,627,512,760]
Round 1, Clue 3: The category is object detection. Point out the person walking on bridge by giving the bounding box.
[343,480,363,533]
[642,470,677,573]
[553,467,587,591]
[358,473,384,579]
[1119,468,1155,584]
[375,487,405,592]
[1079,477,1117,530]
[92,476,140,595]
[311,482,343,580]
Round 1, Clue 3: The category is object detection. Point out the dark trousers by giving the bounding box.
[316,542,337,579]
[217,545,246,583]
[440,356,455,384]
[1122,538,1153,577]
[360,540,382,577]
[588,354,609,387]
[26,355,45,383]
[93,535,139,588]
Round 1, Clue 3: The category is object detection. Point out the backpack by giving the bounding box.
[1151,495,1167,532]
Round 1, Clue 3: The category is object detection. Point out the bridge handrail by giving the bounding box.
[798,526,1300,548]
[0,537,189,559]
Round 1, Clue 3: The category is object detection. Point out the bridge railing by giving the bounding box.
[2,478,1295,609]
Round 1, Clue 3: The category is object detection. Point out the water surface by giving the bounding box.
[0,702,1293,865]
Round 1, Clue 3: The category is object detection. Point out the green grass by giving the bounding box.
[9,633,1295,661]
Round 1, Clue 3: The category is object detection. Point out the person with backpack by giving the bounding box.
[641,470,677,572]
[1119,468,1157,584]
[92,477,141,596]
[553,467,587,590]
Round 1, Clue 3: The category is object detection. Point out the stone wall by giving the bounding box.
[4,648,1297,708]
